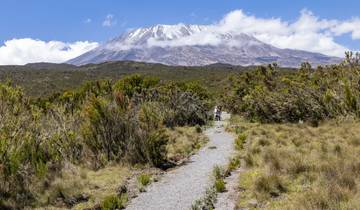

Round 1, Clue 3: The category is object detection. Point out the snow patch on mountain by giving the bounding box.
[67,24,342,67]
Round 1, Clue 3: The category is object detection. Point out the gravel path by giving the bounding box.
[125,113,235,210]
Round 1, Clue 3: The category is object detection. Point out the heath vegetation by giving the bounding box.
[222,52,360,125]
[0,74,211,209]
[221,52,360,209]
[228,116,360,209]
[2,51,360,209]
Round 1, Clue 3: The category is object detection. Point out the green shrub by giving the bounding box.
[191,188,217,210]
[214,179,226,193]
[136,102,168,167]
[113,74,159,98]
[212,164,227,192]
[213,165,225,180]
[158,82,211,127]
[195,125,202,133]
[138,174,151,187]
[0,75,211,208]
[81,96,128,163]
[222,55,360,123]
[254,174,287,198]
[101,194,128,210]
[227,157,241,172]
[235,133,247,150]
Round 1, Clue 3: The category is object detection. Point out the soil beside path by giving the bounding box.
[125,113,235,210]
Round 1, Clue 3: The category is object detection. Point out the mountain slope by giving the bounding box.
[68,24,341,67]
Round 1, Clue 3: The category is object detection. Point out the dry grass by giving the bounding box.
[229,115,360,210]
[29,164,130,210]
[72,165,130,209]
[27,126,206,210]
[166,126,208,163]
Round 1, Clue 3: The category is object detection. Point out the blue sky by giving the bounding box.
[0,0,360,64]
[1,0,359,43]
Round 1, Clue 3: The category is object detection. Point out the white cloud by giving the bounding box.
[330,18,360,39]
[143,9,360,57]
[2,9,359,65]
[102,14,117,27]
[0,38,99,65]
[214,9,351,57]
[220,10,349,56]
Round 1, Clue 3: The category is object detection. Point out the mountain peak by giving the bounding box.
[118,24,207,45]
[68,23,341,67]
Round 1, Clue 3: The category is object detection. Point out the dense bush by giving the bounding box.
[222,52,360,123]
[159,84,210,127]
[0,75,211,208]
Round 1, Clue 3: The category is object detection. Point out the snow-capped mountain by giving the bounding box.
[68,24,341,67]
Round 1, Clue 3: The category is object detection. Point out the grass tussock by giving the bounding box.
[166,126,208,163]
[213,165,227,193]
[29,164,130,209]
[101,193,128,210]
[215,179,226,193]
[235,133,247,150]
[227,157,241,173]
[230,115,360,210]
[138,173,152,187]
[192,165,228,210]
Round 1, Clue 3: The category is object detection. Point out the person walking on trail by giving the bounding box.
[214,106,218,121]
[218,106,222,121]
[214,106,222,121]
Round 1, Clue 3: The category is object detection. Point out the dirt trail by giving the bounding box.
[125,113,235,210]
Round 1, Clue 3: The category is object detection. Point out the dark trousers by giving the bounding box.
[215,114,221,121]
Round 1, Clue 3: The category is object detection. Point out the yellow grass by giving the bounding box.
[166,126,208,162]
[31,164,130,210]
[229,115,360,210]
[30,126,207,210]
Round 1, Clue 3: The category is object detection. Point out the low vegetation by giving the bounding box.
[191,187,217,210]
[214,178,226,193]
[221,53,360,209]
[228,115,360,209]
[192,165,231,210]
[3,51,360,209]
[0,61,248,97]
[0,74,211,209]
[166,126,208,163]
[101,193,128,210]
[138,173,152,187]
[213,165,227,193]
[222,52,360,124]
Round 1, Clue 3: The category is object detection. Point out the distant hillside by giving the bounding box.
[1,60,270,97]
[24,62,78,70]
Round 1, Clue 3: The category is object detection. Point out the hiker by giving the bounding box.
[214,106,222,121]
[214,106,219,121]
[217,106,222,121]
